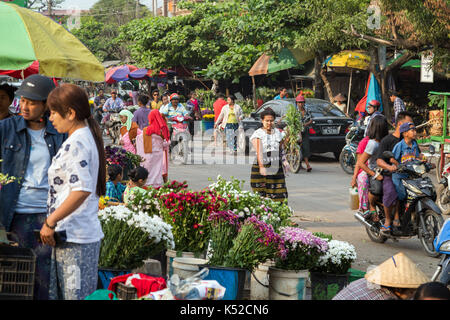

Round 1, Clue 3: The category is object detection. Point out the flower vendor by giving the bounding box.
[123,166,149,204]
[106,164,126,203]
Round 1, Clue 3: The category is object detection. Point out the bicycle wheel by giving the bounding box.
[287,144,302,174]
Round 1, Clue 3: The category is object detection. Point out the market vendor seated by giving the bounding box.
[123,166,149,204]
[106,164,126,203]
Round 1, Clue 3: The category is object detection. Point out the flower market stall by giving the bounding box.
[93,174,361,300]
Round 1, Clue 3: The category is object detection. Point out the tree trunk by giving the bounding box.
[320,68,334,103]
[252,76,257,109]
[211,79,219,95]
[314,55,324,99]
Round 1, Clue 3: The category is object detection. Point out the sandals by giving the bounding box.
[393,219,401,227]
[380,224,392,235]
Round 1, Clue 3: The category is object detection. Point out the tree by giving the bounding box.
[27,0,65,12]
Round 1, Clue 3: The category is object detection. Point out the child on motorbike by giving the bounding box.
[391,122,425,203]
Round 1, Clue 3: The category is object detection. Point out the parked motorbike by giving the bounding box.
[339,123,366,175]
[436,159,450,215]
[431,218,450,285]
[169,115,192,165]
[354,151,444,257]
[102,111,122,145]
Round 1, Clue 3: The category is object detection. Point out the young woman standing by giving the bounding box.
[40,84,106,300]
[214,95,243,154]
[250,108,288,202]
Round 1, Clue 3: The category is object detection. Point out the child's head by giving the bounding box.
[107,164,123,182]
[399,122,417,140]
[128,166,149,187]
[137,94,149,107]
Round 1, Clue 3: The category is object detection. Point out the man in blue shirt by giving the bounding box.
[103,90,124,112]
[274,87,288,100]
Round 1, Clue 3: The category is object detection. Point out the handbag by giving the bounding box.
[368,175,383,196]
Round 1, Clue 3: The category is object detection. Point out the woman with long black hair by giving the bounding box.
[40,83,106,300]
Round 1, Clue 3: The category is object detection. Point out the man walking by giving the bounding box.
[390,90,405,123]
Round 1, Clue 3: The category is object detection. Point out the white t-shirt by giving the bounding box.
[47,126,104,244]
[250,128,285,153]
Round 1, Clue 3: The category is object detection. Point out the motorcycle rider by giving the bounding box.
[375,111,414,232]
[161,93,189,136]
[103,90,124,113]
[364,99,384,136]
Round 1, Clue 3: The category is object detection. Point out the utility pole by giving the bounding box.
[152,0,157,16]
[135,0,140,19]
[47,0,53,18]
[163,0,168,17]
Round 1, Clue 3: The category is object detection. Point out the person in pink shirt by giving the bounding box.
[213,93,227,146]
[351,135,370,214]
[119,110,140,154]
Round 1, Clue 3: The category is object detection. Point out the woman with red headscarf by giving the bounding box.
[135,109,170,187]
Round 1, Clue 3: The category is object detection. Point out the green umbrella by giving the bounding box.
[249,48,303,76]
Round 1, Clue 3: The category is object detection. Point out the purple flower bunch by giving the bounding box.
[280,227,329,252]
[208,210,241,227]
[223,215,286,271]
[201,109,214,116]
[105,146,128,168]
[275,227,329,272]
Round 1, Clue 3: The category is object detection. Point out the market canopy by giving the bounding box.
[0,2,104,82]
[324,50,370,71]
[249,48,309,76]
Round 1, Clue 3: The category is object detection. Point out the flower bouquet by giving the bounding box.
[98,205,174,269]
[155,180,189,196]
[274,227,329,271]
[207,176,294,231]
[201,109,215,121]
[222,215,286,272]
[313,240,357,275]
[206,210,241,266]
[105,146,128,168]
[159,190,227,254]
[126,188,161,217]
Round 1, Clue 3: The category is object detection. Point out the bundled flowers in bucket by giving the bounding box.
[223,215,286,272]
[105,146,129,168]
[207,210,241,266]
[159,190,228,254]
[207,176,293,230]
[275,227,329,271]
[313,240,357,275]
[201,109,215,121]
[98,205,174,269]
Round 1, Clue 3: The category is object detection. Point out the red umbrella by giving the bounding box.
[0,60,39,79]
[105,64,139,84]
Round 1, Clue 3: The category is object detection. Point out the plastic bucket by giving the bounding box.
[268,267,308,300]
[97,268,131,289]
[348,268,366,283]
[200,265,247,300]
[349,187,359,210]
[172,257,208,280]
[202,120,214,131]
[250,261,274,300]
[310,272,349,300]
[166,250,205,278]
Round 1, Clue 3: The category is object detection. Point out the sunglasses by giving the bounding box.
[153,93,159,96]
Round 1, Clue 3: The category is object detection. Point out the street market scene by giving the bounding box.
[0,0,450,304]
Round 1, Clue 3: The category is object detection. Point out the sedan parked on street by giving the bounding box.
[237,98,354,159]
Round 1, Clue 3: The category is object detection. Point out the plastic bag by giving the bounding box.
[142,268,226,300]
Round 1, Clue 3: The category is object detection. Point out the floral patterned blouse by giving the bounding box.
[47,126,104,244]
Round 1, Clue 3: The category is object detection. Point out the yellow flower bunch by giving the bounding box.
[203,114,215,120]
[99,196,110,210]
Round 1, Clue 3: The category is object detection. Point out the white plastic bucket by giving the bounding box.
[250,261,274,300]
[172,257,208,280]
[166,249,206,278]
[268,267,309,300]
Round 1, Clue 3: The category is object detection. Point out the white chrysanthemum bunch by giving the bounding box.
[316,240,357,274]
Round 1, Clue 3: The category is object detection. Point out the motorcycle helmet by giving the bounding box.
[368,99,381,108]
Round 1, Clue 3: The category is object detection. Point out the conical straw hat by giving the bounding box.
[365,252,429,288]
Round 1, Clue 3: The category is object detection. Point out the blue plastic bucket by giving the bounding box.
[200,265,246,300]
[202,120,214,131]
[97,268,131,289]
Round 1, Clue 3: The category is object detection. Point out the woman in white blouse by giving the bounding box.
[40,84,106,300]
[250,107,288,202]
[214,95,243,154]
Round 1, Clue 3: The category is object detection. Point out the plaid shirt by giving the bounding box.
[332,278,398,300]
[393,97,405,121]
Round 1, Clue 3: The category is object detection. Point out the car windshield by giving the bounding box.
[307,102,346,117]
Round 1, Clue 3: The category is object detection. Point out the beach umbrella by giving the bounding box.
[355,73,383,114]
[248,48,303,77]
[0,60,39,79]
[324,50,371,113]
[105,65,139,84]
[129,68,148,80]
[0,2,104,82]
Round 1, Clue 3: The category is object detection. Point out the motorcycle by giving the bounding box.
[431,218,450,285]
[102,111,122,146]
[354,151,444,257]
[169,115,192,165]
[436,158,450,215]
[339,123,366,175]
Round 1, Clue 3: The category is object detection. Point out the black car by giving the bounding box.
[237,98,354,159]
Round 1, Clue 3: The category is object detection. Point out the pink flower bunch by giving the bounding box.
[208,210,241,226]
[280,227,329,253]
[245,215,287,258]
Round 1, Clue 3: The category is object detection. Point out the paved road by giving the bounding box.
[167,144,445,279]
